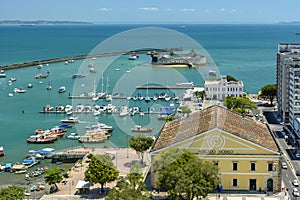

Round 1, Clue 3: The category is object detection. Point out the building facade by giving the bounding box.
[204,76,243,101]
[277,44,300,131]
[151,106,281,192]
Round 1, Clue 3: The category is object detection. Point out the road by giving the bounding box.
[260,104,300,199]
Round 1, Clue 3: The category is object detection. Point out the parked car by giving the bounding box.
[293,180,299,187]
[293,188,300,197]
[282,162,288,169]
[296,170,300,176]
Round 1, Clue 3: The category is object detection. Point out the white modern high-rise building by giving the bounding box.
[204,75,243,101]
[276,44,300,133]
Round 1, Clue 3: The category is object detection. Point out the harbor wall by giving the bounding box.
[0,48,182,71]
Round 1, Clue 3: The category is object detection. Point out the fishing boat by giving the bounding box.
[37,64,43,69]
[35,73,49,79]
[79,130,111,143]
[26,134,57,144]
[66,132,80,140]
[60,116,79,123]
[58,86,66,93]
[131,125,153,132]
[0,146,4,156]
[12,164,28,174]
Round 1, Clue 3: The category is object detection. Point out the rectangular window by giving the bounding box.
[233,162,238,171]
[233,179,238,187]
[268,163,273,171]
[251,163,256,171]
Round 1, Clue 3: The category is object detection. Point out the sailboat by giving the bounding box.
[98,72,106,98]
[145,83,150,102]
[92,77,99,101]
[105,76,112,101]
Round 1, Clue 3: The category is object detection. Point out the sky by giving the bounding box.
[1,0,300,24]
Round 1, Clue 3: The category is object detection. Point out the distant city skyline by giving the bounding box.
[1,0,300,24]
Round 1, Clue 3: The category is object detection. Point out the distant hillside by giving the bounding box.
[0,20,92,25]
[276,21,300,24]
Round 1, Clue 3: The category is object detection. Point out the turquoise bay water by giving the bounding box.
[0,24,300,185]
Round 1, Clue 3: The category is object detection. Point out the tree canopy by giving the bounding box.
[106,162,149,200]
[84,154,119,193]
[44,168,64,191]
[193,90,206,100]
[224,96,257,114]
[260,84,277,106]
[0,185,25,200]
[226,75,238,82]
[153,149,220,200]
[129,134,154,164]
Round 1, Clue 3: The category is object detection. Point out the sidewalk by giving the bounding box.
[41,147,146,199]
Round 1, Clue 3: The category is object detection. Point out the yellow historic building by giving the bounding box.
[151,105,282,192]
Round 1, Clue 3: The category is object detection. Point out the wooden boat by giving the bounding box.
[79,130,111,143]
[26,134,57,144]
[12,164,28,174]
[0,146,4,156]
[131,125,153,132]
[35,73,49,79]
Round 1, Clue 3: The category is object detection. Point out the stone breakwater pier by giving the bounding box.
[0,47,183,70]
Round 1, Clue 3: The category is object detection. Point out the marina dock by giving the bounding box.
[0,47,182,70]
[136,85,194,89]
[51,149,89,163]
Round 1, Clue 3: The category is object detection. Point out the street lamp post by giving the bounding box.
[127,134,129,158]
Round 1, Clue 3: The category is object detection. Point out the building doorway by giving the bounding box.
[267,179,273,191]
[249,179,257,191]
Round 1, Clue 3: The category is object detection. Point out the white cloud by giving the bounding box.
[139,7,159,11]
[230,9,237,13]
[219,8,226,12]
[181,8,196,12]
[98,8,112,12]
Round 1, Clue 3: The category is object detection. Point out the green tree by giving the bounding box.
[154,149,219,200]
[224,96,257,114]
[165,115,176,122]
[260,84,277,106]
[44,168,64,191]
[226,75,238,82]
[193,90,206,100]
[129,134,154,164]
[106,162,149,200]
[84,154,119,193]
[0,185,25,200]
[178,106,192,114]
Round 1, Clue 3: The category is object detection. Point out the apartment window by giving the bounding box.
[233,179,238,187]
[233,162,238,171]
[268,163,273,171]
[251,162,256,171]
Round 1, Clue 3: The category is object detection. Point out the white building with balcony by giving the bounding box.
[204,75,243,101]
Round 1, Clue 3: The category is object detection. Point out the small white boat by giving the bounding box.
[27,83,33,88]
[119,106,129,117]
[14,87,26,93]
[0,70,6,78]
[209,70,217,76]
[153,96,158,101]
[128,53,138,60]
[58,86,66,93]
[92,57,96,60]
[8,80,12,86]
[60,117,79,123]
[126,69,131,73]
[115,68,120,71]
[165,95,171,101]
[47,84,52,90]
[89,67,96,73]
[8,93,13,97]
[37,64,43,69]
[67,133,80,140]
